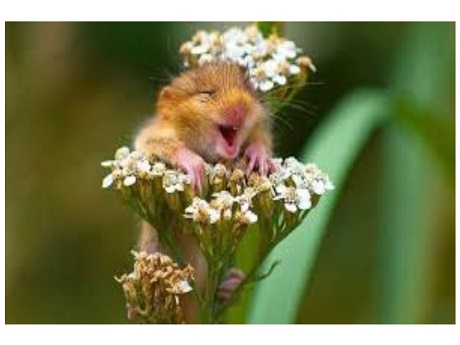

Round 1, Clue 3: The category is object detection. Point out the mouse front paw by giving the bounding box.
[244,142,273,176]
[217,268,246,302]
[173,148,206,193]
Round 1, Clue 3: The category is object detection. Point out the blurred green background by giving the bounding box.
[5,22,455,324]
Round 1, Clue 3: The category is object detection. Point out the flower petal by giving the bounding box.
[208,209,220,224]
[102,174,114,188]
[123,175,136,186]
[244,210,258,224]
[311,180,326,195]
[115,146,130,160]
[137,160,151,173]
[273,74,287,85]
[176,280,193,294]
[259,79,274,92]
[285,203,297,213]
[101,160,114,167]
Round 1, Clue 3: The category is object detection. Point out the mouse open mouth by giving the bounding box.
[218,124,238,147]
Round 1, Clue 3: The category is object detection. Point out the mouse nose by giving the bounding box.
[225,104,246,126]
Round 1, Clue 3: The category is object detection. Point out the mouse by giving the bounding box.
[134,61,273,322]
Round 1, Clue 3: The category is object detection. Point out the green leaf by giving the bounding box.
[248,89,390,323]
[377,22,455,324]
[394,101,454,182]
[256,22,283,37]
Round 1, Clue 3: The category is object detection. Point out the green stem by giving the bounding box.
[214,239,279,321]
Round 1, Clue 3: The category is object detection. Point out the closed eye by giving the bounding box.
[197,89,216,102]
[199,89,216,97]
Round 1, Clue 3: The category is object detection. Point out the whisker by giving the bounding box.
[148,76,171,83]
[260,79,325,99]
[284,100,319,115]
[280,103,317,118]
[270,112,294,132]
[164,35,187,74]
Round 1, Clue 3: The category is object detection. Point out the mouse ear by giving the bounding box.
[158,86,173,101]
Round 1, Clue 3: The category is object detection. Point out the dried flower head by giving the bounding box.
[115,251,194,324]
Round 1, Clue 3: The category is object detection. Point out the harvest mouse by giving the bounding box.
[134,61,273,322]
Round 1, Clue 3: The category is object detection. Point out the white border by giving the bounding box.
[2,1,459,345]
[0,0,459,21]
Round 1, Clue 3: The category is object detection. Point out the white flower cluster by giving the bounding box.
[102,147,334,223]
[101,146,190,192]
[180,25,315,92]
[184,190,258,225]
[270,157,334,213]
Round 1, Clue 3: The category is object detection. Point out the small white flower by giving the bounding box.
[273,74,287,85]
[208,209,220,224]
[289,64,301,75]
[235,188,257,213]
[184,198,220,224]
[325,179,335,190]
[175,280,193,294]
[296,188,312,210]
[137,160,151,173]
[212,190,235,208]
[262,60,278,78]
[273,184,311,213]
[259,79,274,92]
[254,176,273,193]
[291,174,305,188]
[284,156,304,172]
[198,53,215,65]
[115,146,130,160]
[102,174,114,188]
[253,41,268,58]
[242,210,258,224]
[123,175,136,186]
[191,45,208,55]
[211,163,228,179]
[276,40,297,59]
[237,55,255,68]
[163,171,187,193]
[311,180,326,195]
[151,162,166,176]
[184,197,203,214]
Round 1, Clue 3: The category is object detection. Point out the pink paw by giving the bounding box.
[126,302,137,321]
[217,268,245,302]
[245,143,273,176]
[174,148,206,193]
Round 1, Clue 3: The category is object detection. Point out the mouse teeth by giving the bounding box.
[219,125,238,147]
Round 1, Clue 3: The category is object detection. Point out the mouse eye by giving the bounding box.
[197,89,216,102]
[200,89,216,96]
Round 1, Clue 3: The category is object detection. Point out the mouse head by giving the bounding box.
[156,61,266,162]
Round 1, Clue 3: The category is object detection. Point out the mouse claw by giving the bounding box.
[173,148,206,194]
[126,302,138,321]
[217,268,245,302]
[244,143,273,176]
